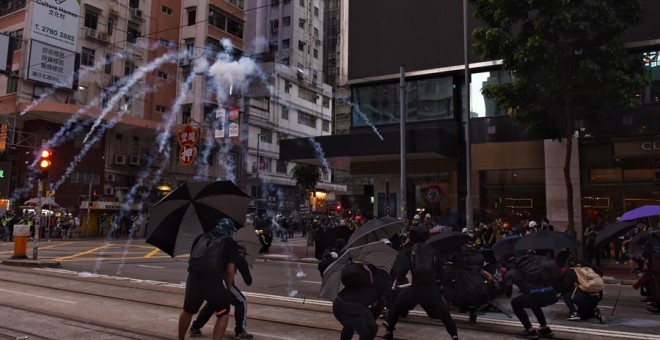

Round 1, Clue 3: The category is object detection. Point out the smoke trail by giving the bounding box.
[308,137,330,175]
[83,52,178,143]
[350,102,384,140]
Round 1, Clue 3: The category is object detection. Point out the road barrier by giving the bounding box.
[12,224,29,259]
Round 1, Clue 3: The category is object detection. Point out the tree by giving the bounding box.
[291,163,321,200]
[470,0,649,235]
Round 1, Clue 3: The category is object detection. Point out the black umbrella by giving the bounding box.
[426,231,471,254]
[341,217,406,251]
[146,180,251,257]
[629,230,660,257]
[491,235,521,259]
[594,221,637,249]
[314,226,354,260]
[513,230,581,251]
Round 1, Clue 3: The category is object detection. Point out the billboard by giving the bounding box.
[30,0,81,51]
[0,34,13,74]
[27,40,79,89]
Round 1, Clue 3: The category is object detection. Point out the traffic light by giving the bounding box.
[36,149,53,179]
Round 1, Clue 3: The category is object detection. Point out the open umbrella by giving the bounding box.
[594,221,637,249]
[426,231,471,254]
[514,230,581,251]
[342,217,406,251]
[620,205,660,221]
[320,241,398,301]
[146,180,251,257]
[23,197,61,208]
[235,223,261,268]
[629,230,660,257]
[492,235,521,259]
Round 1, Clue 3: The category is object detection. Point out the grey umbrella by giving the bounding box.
[341,216,406,251]
[594,221,637,249]
[320,241,398,301]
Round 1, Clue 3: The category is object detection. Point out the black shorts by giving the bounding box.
[183,274,231,317]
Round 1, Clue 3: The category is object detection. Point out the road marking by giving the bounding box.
[300,280,321,284]
[137,264,165,269]
[0,287,77,304]
[144,248,161,258]
[54,244,112,261]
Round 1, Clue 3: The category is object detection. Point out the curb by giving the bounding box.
[259,254,319,264]
[2,259,61,268]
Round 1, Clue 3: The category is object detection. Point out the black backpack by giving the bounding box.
[411,243,437,283]
[517,255,559,286]
[189,233,228,275]
[341,261,373,288]
[449,267,489,307]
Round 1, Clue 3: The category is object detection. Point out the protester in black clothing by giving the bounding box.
[189,244,254,338]
[383,223,459,340]
[178,219,243,340]
[504,253,559,339]
[332,262,391,340]
[443,243,489,324]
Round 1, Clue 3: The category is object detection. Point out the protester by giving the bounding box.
[189,244,254,339]
[177,218,242,340]
[318,238,346,276]
[443,241,489,324]
[383,223,459,340]
[332,260,392,340]
[559,256,605,323]
[504,252,559,339]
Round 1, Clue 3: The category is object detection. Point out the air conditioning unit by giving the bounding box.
[98,32,109,43]
[113,153,126,165]
[84,27,97,39]
[105,173,116,182]
[179,57,191,67]
[104,186,114,195]
[130,8,144,21]
[129,154,140,165]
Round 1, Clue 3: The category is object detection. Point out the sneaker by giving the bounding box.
[567,312,581,321]
[235,331,254,339]
[516,329,538,339]
[188,327,202,336]
[594,309,605,324]
[469,311,477,324]
[382,332,394,340]
[538,326,553,338]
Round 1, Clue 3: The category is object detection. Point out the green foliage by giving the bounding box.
[470,0,649,137]
[291,163,321,192]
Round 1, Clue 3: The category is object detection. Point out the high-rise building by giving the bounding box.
[242,0,340,214]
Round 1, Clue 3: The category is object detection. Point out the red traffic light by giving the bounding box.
[336,204,341,211]
[37,149,53,170]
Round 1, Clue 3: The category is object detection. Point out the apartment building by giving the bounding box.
[242,0,340,214]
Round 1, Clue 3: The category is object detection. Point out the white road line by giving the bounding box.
[137,265,165,269]
[0,287,77,304]
[300,280,321,284]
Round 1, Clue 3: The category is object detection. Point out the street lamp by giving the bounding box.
[463,0,473,230]
[255,133,267,213]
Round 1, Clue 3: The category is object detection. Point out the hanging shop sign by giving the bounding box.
[27,40,79,89]
[30,0,81,51]
[177,124,199,166]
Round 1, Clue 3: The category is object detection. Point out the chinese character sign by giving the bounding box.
[177,124,199,166]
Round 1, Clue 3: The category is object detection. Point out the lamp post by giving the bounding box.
[463,0,473,230]
[255,133,266,213]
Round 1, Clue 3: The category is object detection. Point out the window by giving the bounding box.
[314,6,319,17]
[127,27,140,44]
[162,5,173,15]
[284,80,291,93]
[283,0,291,4]
[298,18,305,29]
[102,55,112,75]
[84,10,98,29]
[209,7,227,30]
[282,57,289,65]
[9,29,22,51]
[206,37,223,58]
[298,40,305,51]
[297,111,316,128]
[283,16,291,27]
[185,39,195,57]
[298,87,317,103]
[281,105,289,119]
[227,18,244,38]
[108,18,114,36]
[270,19,279,34]
[129,0,139,9]
[156,105,167,113]
[182,104,192,124]
[314,27,319,37]
[299,0,305,7]
[227,0,244,9]
[81,48,95,67]
[6,72,18,94]
[159,38,172,47]
[270,41,278,51]
[276,160,288,174]
[313,49,318,59]
[260,130,273,143]
[187,8,196,26]
[322,96,330,108]
[322,120,330,132]
[282,39,290,49]
[271,0,279,7]
[124,61,136,76]
[157,71,168,80]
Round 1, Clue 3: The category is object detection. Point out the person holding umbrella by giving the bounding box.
[178,218,243,340]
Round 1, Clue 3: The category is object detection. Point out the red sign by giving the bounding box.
[424,185,443,204]
[177,124,199,166]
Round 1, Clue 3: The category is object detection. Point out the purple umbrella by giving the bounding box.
[620,205,660,221]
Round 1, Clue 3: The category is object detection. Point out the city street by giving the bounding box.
[1,235,659,339]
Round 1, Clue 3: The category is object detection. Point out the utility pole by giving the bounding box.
[463,0,473,230]
[399,66,407,223]
[32,179,42,260]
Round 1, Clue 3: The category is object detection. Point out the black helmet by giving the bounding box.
[408,222,430,243]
